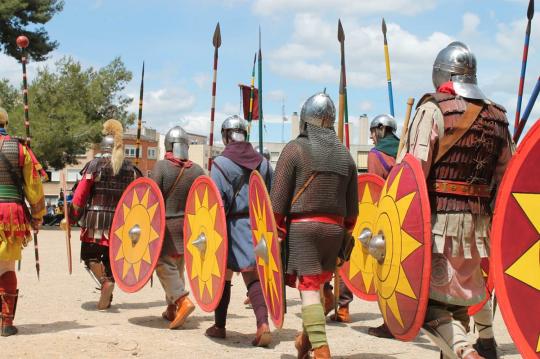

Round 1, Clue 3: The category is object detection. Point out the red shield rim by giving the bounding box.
[467,258,493,316]
[183,175,228,312]
[373,154,432,341]
[340,174,385,301]
[110,177,166,293]
[492,121,540,359]
[249,171,285,329]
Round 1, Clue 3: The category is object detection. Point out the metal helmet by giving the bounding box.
[165,126,190,159]
[221,115,248,143]
[370,114,397,133]
[255,146,271,161]
[432,41,486,100]
[300,92,336,129]
[100,135,115,155]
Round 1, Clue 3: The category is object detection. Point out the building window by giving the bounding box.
[125,145,136,158]
[147,147,157,160]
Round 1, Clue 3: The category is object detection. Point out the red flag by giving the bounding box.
[239,84,259,120]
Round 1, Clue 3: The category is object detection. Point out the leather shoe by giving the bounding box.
[162,304,176,322]
[367,323,394,339]
[295,331,311,359]
[252,323,272,347]
[169,296,195,329]
[313,345,331,359]
[330,306,351,323]
[206,324,226,339]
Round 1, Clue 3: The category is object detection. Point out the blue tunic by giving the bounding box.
[211,156,272,272]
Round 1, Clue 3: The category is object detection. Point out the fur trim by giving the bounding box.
[102,119,124,175]
[0,107,8,125]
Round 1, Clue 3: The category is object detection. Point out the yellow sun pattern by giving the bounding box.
[114,187,160,281]
[348,183,378,293]
[186,186,223,299]
[374,168,421,328]
[251,186,280,308]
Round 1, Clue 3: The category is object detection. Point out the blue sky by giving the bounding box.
[1,0,539,143]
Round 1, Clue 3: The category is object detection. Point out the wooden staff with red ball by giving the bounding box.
[16,35,41,280]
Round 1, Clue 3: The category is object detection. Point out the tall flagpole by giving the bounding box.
[208,23,222,172]
[247,52,257,141]
[258,26,264,154]
[514,0,535,134]
[16,35,40,280]
[135,62,145,167]
[382,18,395,117]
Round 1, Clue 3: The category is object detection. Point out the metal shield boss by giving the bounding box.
[183,175,228,312]
[360,154,432,341]
[110,178,166,293]
[249,170,285,328]
[492,121,540,359]
[339,174,385,301]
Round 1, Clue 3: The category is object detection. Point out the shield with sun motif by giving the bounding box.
[249,171,284,328]
[110,177,166,293]
[369,154,431,341]
[339,174,385,301]
[467,258,493,316]
[184,175,228,312]
[492,121,540,359]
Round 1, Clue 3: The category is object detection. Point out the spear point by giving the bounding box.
[382,17,387,35]
[213,22,221,48]
[338,19,345,43]
[527,0,534,21]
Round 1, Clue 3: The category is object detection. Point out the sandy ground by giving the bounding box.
[2,229,521,359]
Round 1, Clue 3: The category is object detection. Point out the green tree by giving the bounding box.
[0,79,20,111]
[4,56,134,170]
[0,0,64,61]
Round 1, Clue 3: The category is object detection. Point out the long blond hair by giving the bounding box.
[102,119,124,175]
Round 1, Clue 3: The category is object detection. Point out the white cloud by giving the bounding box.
[0,52,60,86]
[462,13,480,36]
[359,101,374,112]
[266,89,286,102]
[253,0,437,16]
[221,102,240,115]
[193,73,210,89]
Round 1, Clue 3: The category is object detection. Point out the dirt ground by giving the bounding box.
[2,229,521,358]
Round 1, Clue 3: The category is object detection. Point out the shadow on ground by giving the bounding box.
[81,300,164,312]
[17,320,92,335]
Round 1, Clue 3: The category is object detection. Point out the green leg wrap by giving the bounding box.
[301,303,327,349]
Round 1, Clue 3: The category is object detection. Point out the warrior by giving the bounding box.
[331,114,399,340]
[205,115,273,347]
[399,42,512,359]
[150,126,204,329]
[0,107,46,336]
[68,119,142,310]
[271,93,359,358]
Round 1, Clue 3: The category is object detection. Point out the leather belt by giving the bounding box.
[290,214,344,226]
[429,180,491,198]
[228,212,249,220]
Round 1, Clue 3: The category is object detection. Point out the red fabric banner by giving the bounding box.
[239,84,259,121]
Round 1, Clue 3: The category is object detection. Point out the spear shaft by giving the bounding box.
[135,62,145,167]
[382,18,395,117]
[338,20,350,148]
[514,75,540,143]
[61,170,72,274]
[247,53,257,141]
[208,23,221,172]
[258,27,263,154]
[514,0,535,133]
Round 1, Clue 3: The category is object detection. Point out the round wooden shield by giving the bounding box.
[110,177,166,293]
[467,258,493,316]
[492,121,540,359]
[249,171,285,329]
[372,154,432,341]
[340,174,385,301]
[183,175,228,312]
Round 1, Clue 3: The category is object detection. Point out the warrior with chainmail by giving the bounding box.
[205,115,273,347]
[399,42,512,359]
[331,114,399,339]
[0,107,46,336]
[270,93,358,358]
[68,119,142,310]
[150,126,204,329]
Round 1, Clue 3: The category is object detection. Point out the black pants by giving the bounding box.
[80,242,114,280]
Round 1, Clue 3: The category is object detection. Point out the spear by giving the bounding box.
[514,75,540,143]
[258,26,264,154]
[16,35,40,280]
[514,0,535,134]
[60,170,72,274]
[135,61,145,167]
[382,18,395,117]
[337,19,350,148]
[247,53,257,141]
[208,23,221,172]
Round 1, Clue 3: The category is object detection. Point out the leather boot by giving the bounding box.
[295,331,311,359]
[97,279,114,310]
[330,306,351,323]
[1,290,18,337]
[162,304,176,321]
[367,322,394,339]
[252,322,272,347]
[473,338,498,359]
[205,324,226,339]
[322,287,334,316]
[169,296,195,329]
[313,345,331,359]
